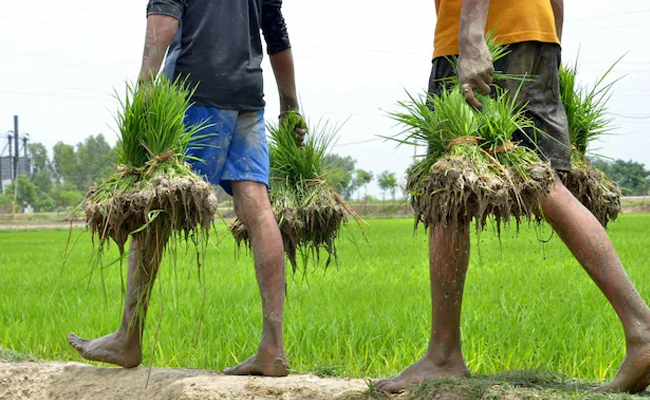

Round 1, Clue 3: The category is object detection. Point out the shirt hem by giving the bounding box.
[190,99,266,112]
[146,10,182,21]
[433,31,560,59]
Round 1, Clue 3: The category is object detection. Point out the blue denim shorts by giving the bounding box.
[185,105,269,195]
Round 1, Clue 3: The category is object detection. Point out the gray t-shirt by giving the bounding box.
[147,0,291,111]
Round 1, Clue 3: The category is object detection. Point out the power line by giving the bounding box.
[611,114,650,120]
[573,9,650,21]
[334,137,385,147]
[0,90,111,102]
[574,22,649,33]
[0,81,107,94]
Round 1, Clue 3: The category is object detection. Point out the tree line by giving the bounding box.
[0,135,113,212]
[1,138,648,213]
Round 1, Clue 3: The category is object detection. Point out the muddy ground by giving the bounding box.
[0,362,369,400]
[0,361,644,400]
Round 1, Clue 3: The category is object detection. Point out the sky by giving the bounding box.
[1,0,649,197]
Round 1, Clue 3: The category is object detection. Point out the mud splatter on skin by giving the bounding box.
[541,180,650,394]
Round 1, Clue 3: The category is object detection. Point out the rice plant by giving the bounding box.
[84,76,217,252]
[388,40,554,231]
[231,111,362,273]
[559,59,623,226]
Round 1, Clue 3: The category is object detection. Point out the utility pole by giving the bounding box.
[13,115,19,180]
[0,134,8,193]
[12,115,20,216]
[7,133,13,179]
[21,134,29,176]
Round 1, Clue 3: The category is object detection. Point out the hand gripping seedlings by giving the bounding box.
[391,42,555,232]
[230,111,363,273]
[394,88,555,233]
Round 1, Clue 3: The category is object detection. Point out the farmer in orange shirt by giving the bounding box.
[376,0,650,394]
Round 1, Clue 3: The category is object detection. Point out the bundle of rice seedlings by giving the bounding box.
[84,77,217,256]
[394,85,555,232]
[393,38,556,231]
[230,112,361,273]
[558,61,622,227]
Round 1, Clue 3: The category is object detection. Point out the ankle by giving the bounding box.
[625,323,650,346]
[114,329,142,348]
[424,345,465,367]
[258,336,284,355]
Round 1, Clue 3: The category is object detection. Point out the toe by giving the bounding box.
[67,333,84,348]
[630,373,650,394]
[224,363,253,376]
[384,381,407,393]
[375,379,405,394]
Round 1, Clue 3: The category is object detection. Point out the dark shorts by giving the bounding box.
[428,41,572,172]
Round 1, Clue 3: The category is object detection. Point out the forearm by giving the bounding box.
[459,0,491,50]
[137,14,179,83]
[550,0,564,41]
[270,49,299,112]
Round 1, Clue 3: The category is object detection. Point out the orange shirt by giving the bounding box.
[433,0,560,58]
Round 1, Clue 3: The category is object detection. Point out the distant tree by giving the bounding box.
[0,192,11,207]
[29,143,50,173]
[5,174,39,210]
[53,135,114,191]
[354,169,373,201]
[591,158,650,196]
[52,142,76,185]
[323,154,357,199]
[75,134,113,189]
[51,184,85,210]
[28,143,54,194]
[377,171,398,202]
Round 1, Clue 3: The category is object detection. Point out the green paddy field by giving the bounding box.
[1,215,649,385]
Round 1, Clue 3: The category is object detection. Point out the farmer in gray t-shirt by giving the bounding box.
[68,0,304,377]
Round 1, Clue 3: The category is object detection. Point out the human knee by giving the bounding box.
[233,182,272,227]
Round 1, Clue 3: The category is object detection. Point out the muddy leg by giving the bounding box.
[375,223,471,393]
[224,181,288,377]
[67,234,163,368]
[542,178,650,393]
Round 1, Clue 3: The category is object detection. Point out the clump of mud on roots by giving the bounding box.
[85,175,218,253]
[230,182,355,273]
[408,147,555,232]
[561,159,621,227]
[80,76,219,254]
[230,111,361,273]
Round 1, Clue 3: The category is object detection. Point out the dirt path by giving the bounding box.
[0,362,370,400]
[1,361,642,399]
[0,222,85,231]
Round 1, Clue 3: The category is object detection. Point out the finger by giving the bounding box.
[474,78,491,95]
[484,72,493,86]
[464,89,483,110]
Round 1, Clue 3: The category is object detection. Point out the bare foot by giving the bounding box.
[593,339,650,394]
[67,332,142,368]
[374,356,470,393]
[223,350,289,377]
